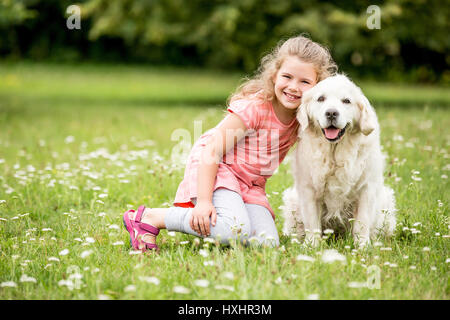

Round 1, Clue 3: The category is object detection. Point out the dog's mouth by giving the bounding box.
[321,124,349,142]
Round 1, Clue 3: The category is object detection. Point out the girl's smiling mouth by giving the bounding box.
[284,92,301,101]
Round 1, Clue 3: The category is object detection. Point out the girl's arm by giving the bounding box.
[190,113,247,236]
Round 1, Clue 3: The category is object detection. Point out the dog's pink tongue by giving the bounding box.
[324,127,340,139]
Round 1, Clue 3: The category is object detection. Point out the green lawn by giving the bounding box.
[0,62,448,300]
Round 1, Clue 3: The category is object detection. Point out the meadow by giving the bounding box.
[0,62,448,300]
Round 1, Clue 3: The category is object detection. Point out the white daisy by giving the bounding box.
[59,249,69,256]
[173,286,190,294]
[194,279,210,288]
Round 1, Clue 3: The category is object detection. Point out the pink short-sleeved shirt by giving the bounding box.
[173,97,299,219]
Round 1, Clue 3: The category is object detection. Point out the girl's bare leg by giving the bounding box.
[128,208,168,244]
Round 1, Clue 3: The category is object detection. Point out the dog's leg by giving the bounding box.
[373,186,397,238]
[282,187,300,236]
[298,187,321,247]
[353,185,375,248]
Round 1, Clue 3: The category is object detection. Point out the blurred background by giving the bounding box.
[1,0,449,83]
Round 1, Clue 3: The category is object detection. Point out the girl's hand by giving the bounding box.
[189,200,217,237]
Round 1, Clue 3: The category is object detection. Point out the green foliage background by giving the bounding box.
[0,0,449,83]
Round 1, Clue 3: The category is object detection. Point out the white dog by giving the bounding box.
[282,74,396,247]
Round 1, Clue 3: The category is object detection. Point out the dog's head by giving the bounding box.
[297,74,378,143]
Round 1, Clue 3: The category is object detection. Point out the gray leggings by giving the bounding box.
[165,188,280,247]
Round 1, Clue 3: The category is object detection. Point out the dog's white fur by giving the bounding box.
[282,74,396,247]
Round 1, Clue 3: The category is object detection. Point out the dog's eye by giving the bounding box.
[342,98,351,104]
[317,95,325,102]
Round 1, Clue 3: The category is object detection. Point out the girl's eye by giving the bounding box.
[317,95,325,102]
[342,98,351,104]
[302,80,310,84]
[282,75,291,79]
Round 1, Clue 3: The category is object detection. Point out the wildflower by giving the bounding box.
[203,260,215,266]
[64,136,75,144]
[59,249,69,256]
[194,279,210,288]
[108,224,120,230]
[380,247,392,251]
[199,249,209,258]
[430,266,437,271]
[422,247,430,252]
[275,277,282,284]
[112,241,124,246]
[409,266,417,270]
[80,250,93,259]
[98,193,108,199]
[20,274,37,283]
[223,272,234,280]
[85,237,95,243]
[173,286,191,294]
[98,294,112,300]
[129,250,142,255]
[0,200,5,204]
[167,231,176,237]
[445,258,450,263]
[1,281,17,288]
[48,257,60,262]
[321,250,346,264]
[41,228,53,232]
[180,241,189,245]
[58,279,74,290]
[124,285,136,292]
[306,294,319,300]
[139,276,160,285]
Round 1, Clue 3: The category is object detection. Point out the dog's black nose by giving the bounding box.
[325,108,339,120]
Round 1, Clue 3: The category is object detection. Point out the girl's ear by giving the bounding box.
[357,92,377,136]
[298,94,312,131]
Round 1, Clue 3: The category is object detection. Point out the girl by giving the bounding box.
[123,35,337,251]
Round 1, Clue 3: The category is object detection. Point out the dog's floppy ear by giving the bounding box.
[297,93,312,131]
[357,91,377,136]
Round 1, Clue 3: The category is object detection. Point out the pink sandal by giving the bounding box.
[122,205,160,252]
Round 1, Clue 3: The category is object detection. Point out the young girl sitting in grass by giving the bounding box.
[123,35,337,251]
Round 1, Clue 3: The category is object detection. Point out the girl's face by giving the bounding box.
[273,55,318,112]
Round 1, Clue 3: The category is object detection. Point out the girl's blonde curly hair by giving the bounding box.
[229,35,338,104]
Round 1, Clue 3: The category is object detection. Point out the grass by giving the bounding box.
[0,62,448,300]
